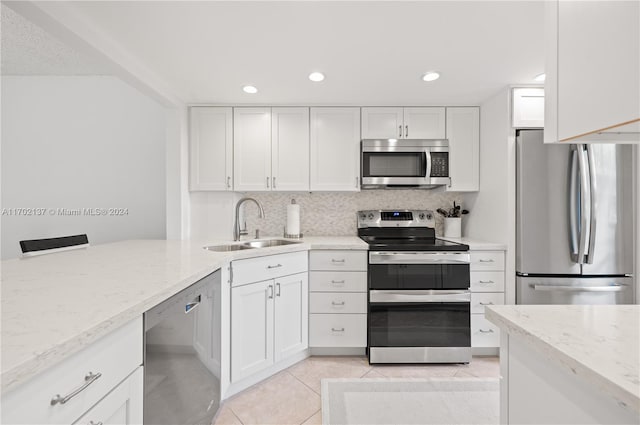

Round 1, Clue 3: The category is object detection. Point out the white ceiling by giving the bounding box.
[0,3,106,76]
[62,1,545,106]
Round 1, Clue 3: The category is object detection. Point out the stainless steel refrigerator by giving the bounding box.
[516,129,635,304]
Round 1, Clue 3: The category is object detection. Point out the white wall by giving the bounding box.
[1,76,167,259]
[462,88,516,304]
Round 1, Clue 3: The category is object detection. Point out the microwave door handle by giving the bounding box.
[424,150,431,178]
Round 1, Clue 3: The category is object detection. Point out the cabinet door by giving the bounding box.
[403,107,446,139]
[310,107,361,191]
[446,107,479,192]
[189,107,233,191]
[545,1,640,143]
[231,280,274,382]
[512,88,544,128]
[361,107,404,139]
[274,272,308,362]
[233,108,271,191]
[75,367,143,425]
[271,108,310,191]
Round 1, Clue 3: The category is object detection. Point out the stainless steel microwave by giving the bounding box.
[361,139,450,189]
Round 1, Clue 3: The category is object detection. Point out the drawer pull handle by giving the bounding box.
[331,280,346,285]
[478,302,494,306]
[331,259,345,264]
[331,301,346,306]
[331,327,345,332]
[267,264,283,269]
[89,422,104,425]
[479,329,495,333]
[478,259,495,263]
[478,280,494,284]
[51,372,102,406]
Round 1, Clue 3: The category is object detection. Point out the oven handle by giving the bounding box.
[370,290,470,303]
[369,252,470,265]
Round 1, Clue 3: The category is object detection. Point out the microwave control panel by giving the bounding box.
[430,152,449,177]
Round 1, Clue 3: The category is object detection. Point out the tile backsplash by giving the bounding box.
[241,190,465,237]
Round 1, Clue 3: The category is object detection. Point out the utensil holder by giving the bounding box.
[444,217,462,238]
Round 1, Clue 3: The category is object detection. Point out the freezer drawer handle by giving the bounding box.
[531,284,626,292]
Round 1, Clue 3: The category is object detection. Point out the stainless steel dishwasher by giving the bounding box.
[144,270,221,425]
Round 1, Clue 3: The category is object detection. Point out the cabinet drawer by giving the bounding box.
[232,251,308,287]
[75,366,143,425]
[471,293,504,314]
[310,293,367,314]
[2,317,143,425]
[309,271,367,292]
[309,250,367,271]
[470,251,505,271]
[471,315,500,348]
[470,271,505,292]
[309,314,367,347]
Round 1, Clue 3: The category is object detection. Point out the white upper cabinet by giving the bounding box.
[545,0,640,143]
[361,107,404,139]
[233,108,272,191]
[361,107,446,139]
[189,107,233,191]
[446,107,480,192]
[271,108,310,191]
[403,107,446,139]
[512,88,544,128]
[310,107,361,191]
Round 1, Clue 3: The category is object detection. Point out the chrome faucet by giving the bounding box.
[233,197,265,241]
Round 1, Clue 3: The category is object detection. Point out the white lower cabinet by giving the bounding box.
[469,250,505,349]
[230,265,308,383]
[74,367,143,425]
[308,250,367,349]
[1,318,143,425]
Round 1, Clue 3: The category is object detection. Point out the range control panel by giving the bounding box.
[357,210,435,228]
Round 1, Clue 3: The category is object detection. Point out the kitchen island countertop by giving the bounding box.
[486,304,640,414]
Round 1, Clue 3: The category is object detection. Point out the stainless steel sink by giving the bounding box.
[204,244,254,252]
[242,239,302,248]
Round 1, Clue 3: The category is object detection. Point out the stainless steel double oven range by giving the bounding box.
[358,210,471,364]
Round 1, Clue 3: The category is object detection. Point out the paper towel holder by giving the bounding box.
[284,199,303,239]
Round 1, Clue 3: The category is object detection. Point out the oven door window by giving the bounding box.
[362,152,426,177]
[369,302,470,347]
[369,264,469,290]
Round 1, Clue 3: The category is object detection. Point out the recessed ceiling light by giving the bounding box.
[242,85,258,94]
[533,73,546,82]
[422,71,440,82]
[309,72,325,82]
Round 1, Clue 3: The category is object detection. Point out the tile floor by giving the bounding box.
[213,356,499,425]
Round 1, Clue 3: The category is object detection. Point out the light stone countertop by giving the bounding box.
[438,237,507,251]
[485,305,640,413]
[1,236,366,394]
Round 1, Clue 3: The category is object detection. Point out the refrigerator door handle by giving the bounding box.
[576,145,591,264]
[585,145,597,264]
[569,149,580,262]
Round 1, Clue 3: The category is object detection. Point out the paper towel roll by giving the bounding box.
[287,203,300,236]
